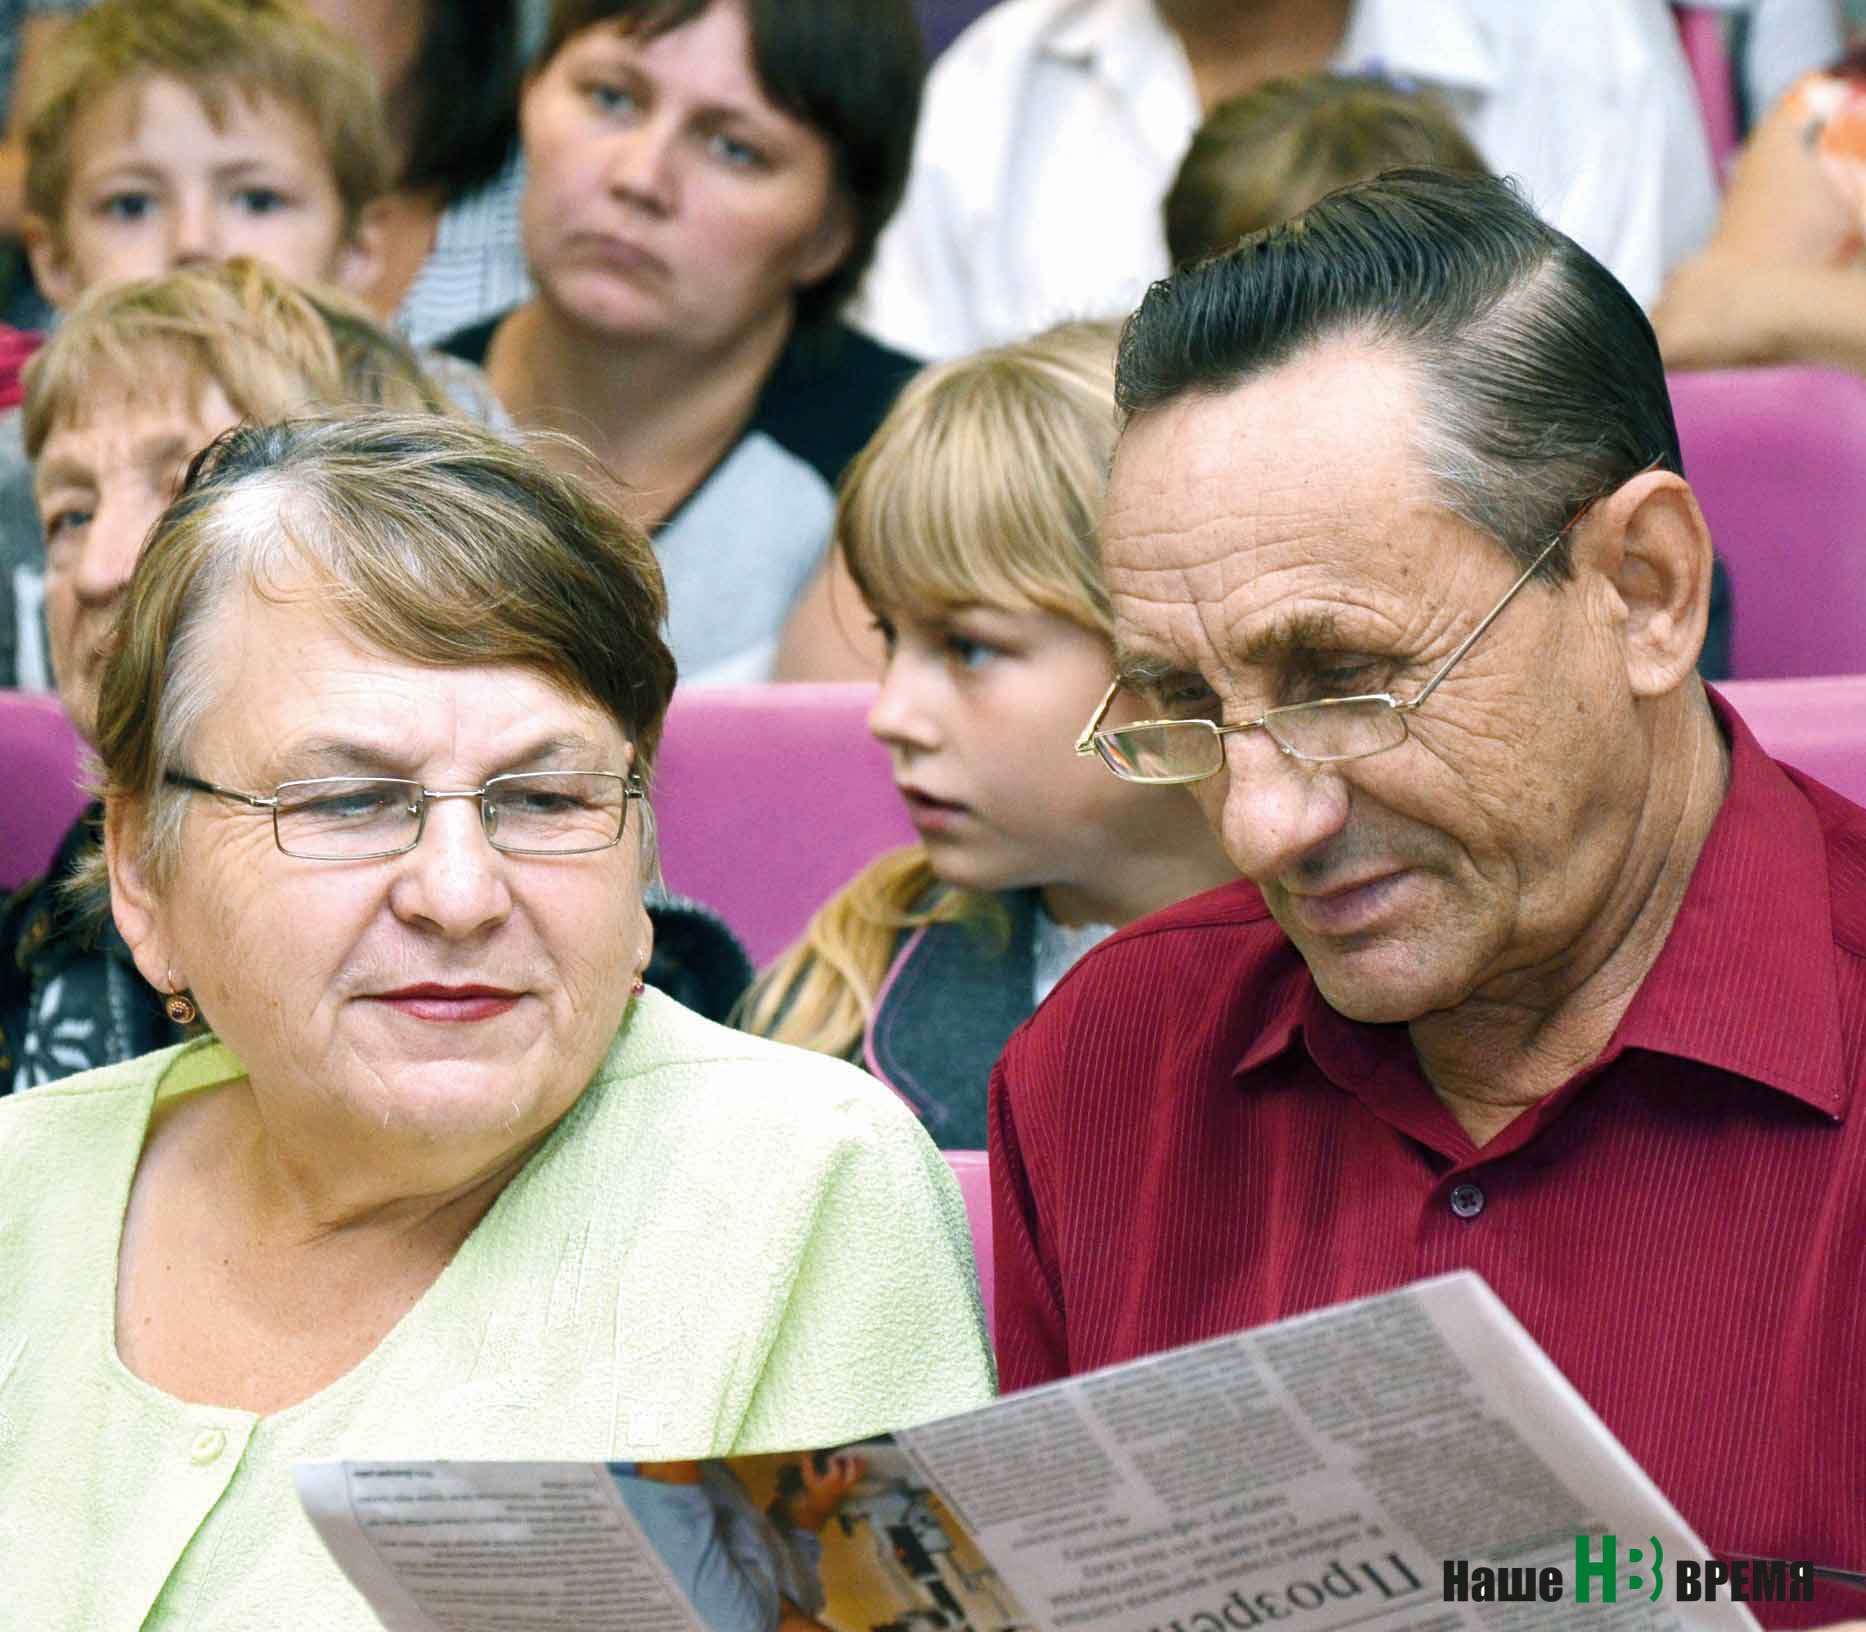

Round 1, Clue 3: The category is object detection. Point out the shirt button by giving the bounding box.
[190,1427,227,1465]
[1449,1182,1486,1219]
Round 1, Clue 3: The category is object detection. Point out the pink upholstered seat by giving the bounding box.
[943,1148,993,1337]
[654,684,914,965]
[1720,676,1866,805]
[0,691,87,891]
[1669,366,1866,678]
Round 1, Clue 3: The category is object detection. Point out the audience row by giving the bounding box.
[6,0,1854,702]
[2,0,1866,1623]
[8,163,1866,1628]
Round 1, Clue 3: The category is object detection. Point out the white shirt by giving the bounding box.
[855,0,1722,358]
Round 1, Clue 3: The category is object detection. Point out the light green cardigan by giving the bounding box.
[0,987,996,1630]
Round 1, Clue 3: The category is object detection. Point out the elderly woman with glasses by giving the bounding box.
[0,413,993,1631]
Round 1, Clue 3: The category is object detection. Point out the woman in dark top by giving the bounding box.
[441,0,924,685]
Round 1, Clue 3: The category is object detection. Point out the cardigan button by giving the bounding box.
[1449,1182,1486,1220]
[189,1427,227,1465]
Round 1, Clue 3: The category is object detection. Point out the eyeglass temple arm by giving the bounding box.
[1404,528,1566,712]
[164,771,278,810]
[1407,458,1665,711]
[1074,680,1123,755]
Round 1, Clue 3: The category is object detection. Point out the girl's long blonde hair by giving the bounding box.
[738,320,1121,1057]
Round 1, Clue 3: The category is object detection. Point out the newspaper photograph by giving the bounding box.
[299,1272,1790,1632]
[296,1443,1020,1632]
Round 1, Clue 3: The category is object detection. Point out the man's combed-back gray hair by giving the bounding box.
[1116,168,1683,579]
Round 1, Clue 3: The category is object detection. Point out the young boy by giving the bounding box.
[0,0,502,689]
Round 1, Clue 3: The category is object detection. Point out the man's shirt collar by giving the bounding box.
[1045,0,1169,65]
[1333,0,1499,100]
[1610,687,1848,1116]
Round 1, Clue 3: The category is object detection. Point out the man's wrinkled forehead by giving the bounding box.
[1099,345,1451,686]
[1105,345,1420,573]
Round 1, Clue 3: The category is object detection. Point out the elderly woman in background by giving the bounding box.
[0,412,993,1629]
[2,259,748,1095]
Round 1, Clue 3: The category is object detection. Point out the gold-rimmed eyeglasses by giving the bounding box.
[163,770,645,859]
[1076,519,1577,786]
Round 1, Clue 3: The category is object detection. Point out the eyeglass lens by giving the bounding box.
[1099,696,1408,782]
[272,773,628,858]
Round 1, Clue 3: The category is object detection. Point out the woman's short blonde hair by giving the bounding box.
[95,413,677,887]
[22,259,447,458]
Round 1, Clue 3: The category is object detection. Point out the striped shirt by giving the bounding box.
[390,148,533,348]
[991,691,1866,1626]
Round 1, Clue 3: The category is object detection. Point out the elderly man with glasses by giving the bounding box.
[992,170,1866,1626]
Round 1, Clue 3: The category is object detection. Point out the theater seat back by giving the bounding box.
[1720,677,1866,806]
[0,691,86,891]
[1670,367,1866,678]
[653,684,914,965]
[943,1148,994,1336]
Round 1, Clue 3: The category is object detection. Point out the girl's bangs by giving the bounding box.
[837,364,1111,631]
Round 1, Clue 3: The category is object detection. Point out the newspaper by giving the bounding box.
[297,1272,1772,1632]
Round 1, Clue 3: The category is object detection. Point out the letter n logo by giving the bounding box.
[1575,1534,1618,1603]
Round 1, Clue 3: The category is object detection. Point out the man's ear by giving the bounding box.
[106,801,180,996]
[1579,468,1713,700]
[795,189,857,291]
[327,200,387,302]
[23,213,80,310]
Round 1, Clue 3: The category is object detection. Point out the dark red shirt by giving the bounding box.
[990,695,1866,1628]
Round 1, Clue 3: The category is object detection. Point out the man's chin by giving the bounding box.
[1298,937,1454,1025]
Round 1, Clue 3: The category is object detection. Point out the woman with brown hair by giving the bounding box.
[444,0,926,684]
[0,411,991,1627]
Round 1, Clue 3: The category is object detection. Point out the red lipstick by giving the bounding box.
[373,983,521,1023]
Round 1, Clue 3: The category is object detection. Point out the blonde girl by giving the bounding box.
[739,322,1234,1147]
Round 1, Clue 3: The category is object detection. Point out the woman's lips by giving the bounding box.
[572,233,669,281]
[371,985,521,1023]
